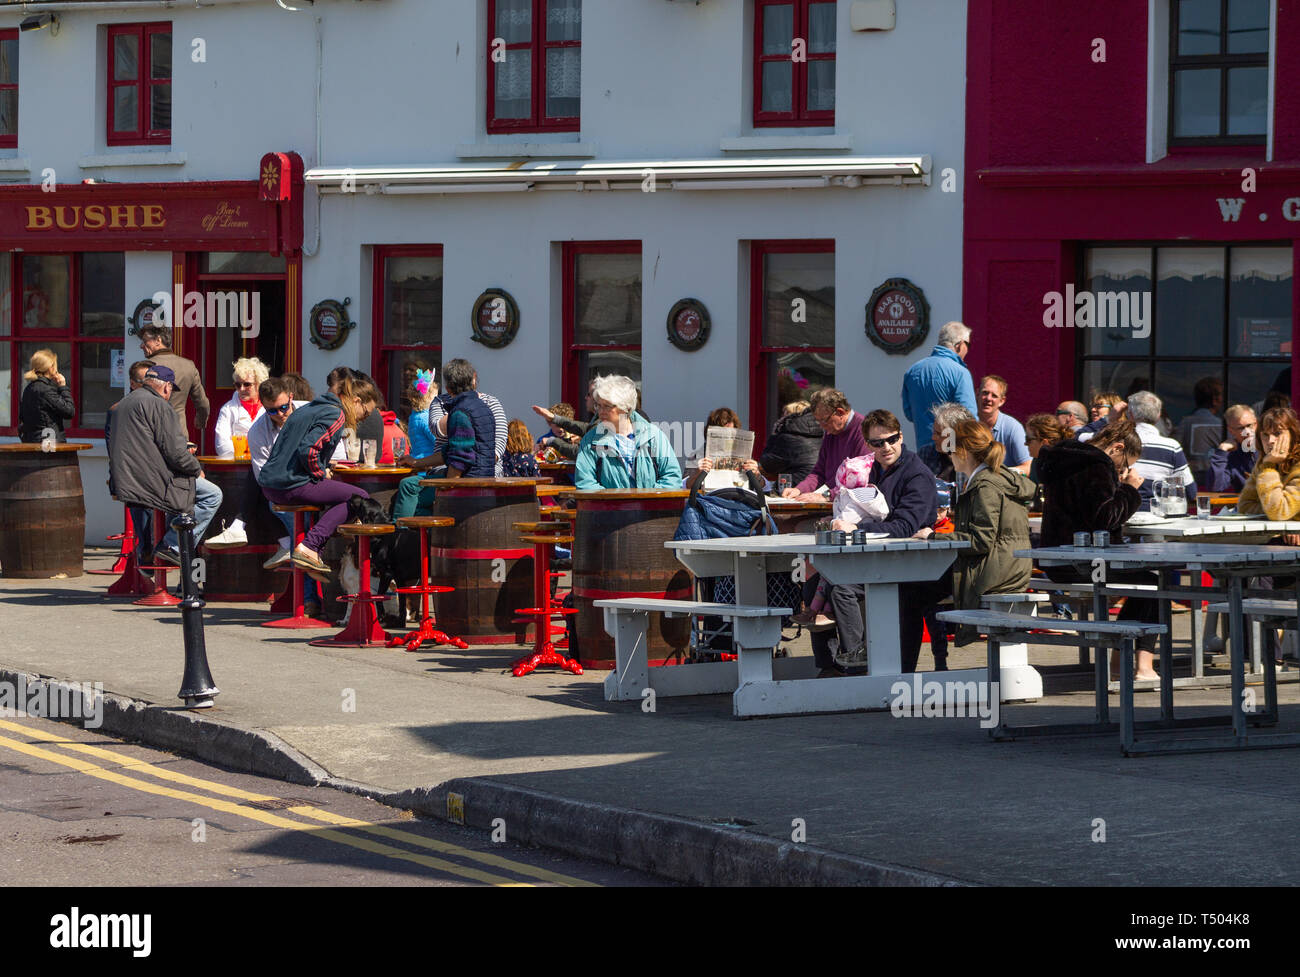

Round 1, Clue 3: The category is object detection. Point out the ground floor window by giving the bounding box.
[1,251,125,435]
[373,246,442,424]
[749,239,835,447]
[562,241,641,411]
[1079,243,1292,422]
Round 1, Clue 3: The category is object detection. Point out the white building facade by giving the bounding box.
[0,0,967,543]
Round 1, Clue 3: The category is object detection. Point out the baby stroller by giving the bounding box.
[673,469,803,659]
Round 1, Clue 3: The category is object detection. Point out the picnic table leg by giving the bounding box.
[1093,586,1109,725]
[1158,569,1175,722]
[1228,575,1247,742]
[987,635,1004,739]
[1191,572,1206,679]
[1261,631,1279,726]
[864,583,902,675]
[602,608,650,702]
[1120,638,1136,754]
[996,599,1043,701]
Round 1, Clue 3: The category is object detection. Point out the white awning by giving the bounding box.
[304,155,931,195]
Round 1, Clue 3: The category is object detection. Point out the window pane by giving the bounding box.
[1228,361,1288,410]
[807,60,835,112]
[762,4,794,54]
[546,0,581,42]
[578,350,641,399]
[0,341,9,428]
[545,46,580,118]
[762,252,835,349]
[761,61,793,113]
[78,343,116,431]
[1157,247,1225,357]
[21,255,71,331]
[1083,247,1152,356]
[387,350,440,426]
[0,90,15,138]
[1229,247,1292,356]
[151,82,171,131]
[1178,0,1221,55]
[1226,66,1267,135]
[1082,360,1152,409]
[0,37,17,84]
[202,252,285,274]
[113,85,138,133]
[382,255,443,347]
[1227,0,1269,53]
[151,32,172,79]
[769,351,833,434]
[113,33,139,81]
[496,0,532,43]
[0,257,9,335]
[1173,68,1220,137]
[808,3,837,53]
[574,252,641,346]
[494,48,532,120]
[80,254,125,338]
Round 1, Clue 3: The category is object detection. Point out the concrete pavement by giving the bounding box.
[3,549,1298,885]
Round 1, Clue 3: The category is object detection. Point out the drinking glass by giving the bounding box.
[362,439,378,467]
[344,431,361,462]
[1197,496,1213,520]
[778,474,792,494]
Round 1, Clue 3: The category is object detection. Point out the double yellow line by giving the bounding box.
[0,718,596,887]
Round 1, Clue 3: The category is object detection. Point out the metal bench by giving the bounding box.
[937,608,1177,755]
[596,597,791,704]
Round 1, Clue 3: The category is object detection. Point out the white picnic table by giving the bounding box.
[1020,541,1300,754]
[658,533,979,717]
[1122,514,1300,544]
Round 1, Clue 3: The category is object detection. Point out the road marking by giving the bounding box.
[0,718,596,887]
[0,731,530,887]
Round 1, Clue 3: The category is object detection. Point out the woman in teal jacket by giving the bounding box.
[574,375,682,490]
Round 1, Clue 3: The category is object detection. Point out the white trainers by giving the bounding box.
[263,545,292,570]
[205,522,248,550]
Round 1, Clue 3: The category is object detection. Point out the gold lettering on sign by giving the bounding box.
[26,206,53,229]
[201,201,251,233]
[21,202,166,231]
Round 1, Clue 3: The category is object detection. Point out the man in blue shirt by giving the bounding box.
[900,321,977,476]
[977,375,1031,474]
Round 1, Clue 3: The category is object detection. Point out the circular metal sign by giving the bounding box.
[666,298,710,351]
[471,288,519,348]
[865,278,930,355]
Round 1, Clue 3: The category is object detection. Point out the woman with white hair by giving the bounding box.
[574,375,682,490]
[214,356,271,458]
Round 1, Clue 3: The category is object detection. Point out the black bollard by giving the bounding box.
[175,512,220,709]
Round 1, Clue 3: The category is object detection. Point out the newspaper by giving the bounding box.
[705,426,755,470]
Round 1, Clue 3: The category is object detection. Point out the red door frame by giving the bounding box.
[371,244,444,410]
[561,240,642,410]
[748,238,835,455]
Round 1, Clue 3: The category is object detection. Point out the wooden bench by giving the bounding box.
[1206,598,1297,674]
[596,597,791,703]
[937,609,1170,754]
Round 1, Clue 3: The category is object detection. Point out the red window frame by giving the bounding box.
[2,251,124,439]
[753,0,836,128]
[107,22,171,147]
[371,244,444,417]
[486,0,581,133]
[561,241,641,410]
[0,29,17,150]
[748,239,835,454]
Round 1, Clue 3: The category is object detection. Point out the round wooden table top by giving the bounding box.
[419,476,541,488]
[519,533,574,546]
[513,520,568,532]
[0,442,91,453]
[767,499,832,513]
[197,455,252,467]
[573,488,691,501]
[338,523,396,536]
[397,516,455,529]
[537,484,577,496]
[331,464,413,478]
[272,503,323,513]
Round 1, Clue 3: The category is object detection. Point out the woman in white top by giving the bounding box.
[213,357,271,458]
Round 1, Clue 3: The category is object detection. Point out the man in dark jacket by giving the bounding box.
[758,405,822,485]
[108,365,223,567]
[1207,404,1258,492]
[105,359,155,552]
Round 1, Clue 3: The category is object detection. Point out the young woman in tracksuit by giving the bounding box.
[258,376,378,577]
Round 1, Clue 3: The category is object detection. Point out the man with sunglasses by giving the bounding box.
[780,388,869,502]
[243,377,312,570]
[1055,401,1088,433]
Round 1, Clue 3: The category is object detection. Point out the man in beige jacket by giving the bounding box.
[138,326,209,441]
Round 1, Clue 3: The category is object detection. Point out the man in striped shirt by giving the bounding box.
[1128,390,1197,512]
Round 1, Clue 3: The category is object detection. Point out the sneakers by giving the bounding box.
[291,545,330,574]
[263,546,293,570]
[154,547,182,568]
[204,522,248,550]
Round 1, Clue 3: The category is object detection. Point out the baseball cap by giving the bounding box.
[145,365,176,384]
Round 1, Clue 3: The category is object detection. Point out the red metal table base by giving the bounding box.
[309,536,390,648]
[133,509,180,606]
[386,523,468,652]
[511,536,582,676]
[264,509,329,628]
[90,506,134,575]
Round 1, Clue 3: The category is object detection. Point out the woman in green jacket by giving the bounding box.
[574,375,682,490]
[916,418,1035,644]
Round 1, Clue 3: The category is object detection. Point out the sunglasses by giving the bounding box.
[236,381,256,389]
[867,433,903,449]
[265,402,293,415]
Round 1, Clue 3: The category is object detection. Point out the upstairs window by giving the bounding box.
[754,0,836,128]
[1169,0,1268,145]
[0,30,16,149]
[107,22,171,146]
[487,0,581,133]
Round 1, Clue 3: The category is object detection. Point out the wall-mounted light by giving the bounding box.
[20,14,59,35]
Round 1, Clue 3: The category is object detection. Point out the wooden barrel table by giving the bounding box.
[572,489,693,669]
[539,462,575,486]
[328,463,414,512]
[195,457,285,601]
[766,499,831,535]
[425,477,540,645]
[0,443,91,578]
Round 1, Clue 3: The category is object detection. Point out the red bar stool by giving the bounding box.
[90,503,134,576]
[309,523,394,648]
[133,507,181,607]
[265,504,330,629]
[386,516,469,653]
[103,498,153,596]
[511,528,581,677]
